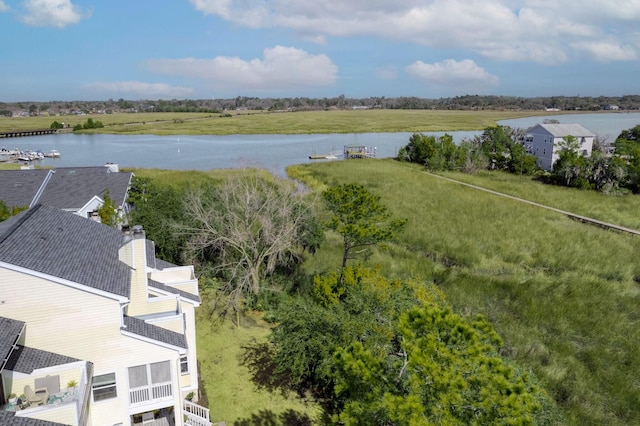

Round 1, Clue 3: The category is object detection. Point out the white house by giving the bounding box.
[0,205,210,426]
[524,123,596,171]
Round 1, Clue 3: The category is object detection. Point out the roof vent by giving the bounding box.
[132,225,145,239]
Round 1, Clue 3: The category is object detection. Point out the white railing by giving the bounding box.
[183,400,211,426]
[152,382,172,400]
[129,382,172,406]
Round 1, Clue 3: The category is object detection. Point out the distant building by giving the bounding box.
[524,123,595,171]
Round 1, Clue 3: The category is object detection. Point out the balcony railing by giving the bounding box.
[183,399,211,426]
[129,382,173,406]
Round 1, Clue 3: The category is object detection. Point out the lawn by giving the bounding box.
[196,300,321,425]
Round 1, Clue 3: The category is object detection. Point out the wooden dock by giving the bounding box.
[0,128,59,138]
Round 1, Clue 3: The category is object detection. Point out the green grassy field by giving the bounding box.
[290,159,640,425]
[195,303,321,424]
[1,109,576,135]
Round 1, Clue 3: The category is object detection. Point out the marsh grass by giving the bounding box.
[296,158,640,425]
[2,109,564,135]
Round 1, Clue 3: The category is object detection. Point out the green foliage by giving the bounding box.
[322,183,406,272]
[270,266,423,398]
[398,126,538,177]
[97,190,118,227]
[614,125,640,192]
[398,133,472,172]
[270,266,548,424]
[49,120,63,129]
[127,176,188,264]
[295,159,640,424]
[0,200,28,222]
[332,306,544,425]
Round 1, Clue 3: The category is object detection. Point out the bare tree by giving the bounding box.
[179,169,319,318]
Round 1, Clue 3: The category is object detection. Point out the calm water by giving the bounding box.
[2,112,638,175]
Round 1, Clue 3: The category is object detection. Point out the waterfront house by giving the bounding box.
[524,123,595,171]
[0,205,210,425]
[0,165,132,222]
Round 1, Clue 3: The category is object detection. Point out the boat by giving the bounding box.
[44,149,61,158]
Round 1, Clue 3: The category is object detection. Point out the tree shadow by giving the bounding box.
[240,340,294,397]
[233,409,312,426]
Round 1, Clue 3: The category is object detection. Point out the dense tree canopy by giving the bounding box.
[269,266,550,425]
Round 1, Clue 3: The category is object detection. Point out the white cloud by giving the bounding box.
[571,41,637,62]
[406,59,499,93]
[19,0,86,28]
[0,1,9,12]
[84,81,194,100]
[147,46,338,91]
[189,0,640,64]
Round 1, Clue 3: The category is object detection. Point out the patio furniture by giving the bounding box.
[24,385,49,406]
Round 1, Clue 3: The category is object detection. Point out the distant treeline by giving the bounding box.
[2,94,640,116]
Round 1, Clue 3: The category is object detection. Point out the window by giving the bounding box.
[180,356,189,374]
[93,373,117,401]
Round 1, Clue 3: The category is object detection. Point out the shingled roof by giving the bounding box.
[122,315,187,349]
[37,167,133,210]
[0,412,68,426]
[149,279,201,303]
[529,123,595,137]
[0,166,132,210]
[4,345,81,374]
[0,204,131,297]
[0,317,25,371]
[0,169,50,209]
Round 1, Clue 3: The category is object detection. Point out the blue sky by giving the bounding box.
[1,0,639,102]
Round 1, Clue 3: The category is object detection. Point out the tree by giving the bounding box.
[551,136,590,188]
[322,183,406,275]
[97,190,118,227]
[127,176,189,265]
[332,306,546,425]
[179,170,321,314]
[268,267,550,424]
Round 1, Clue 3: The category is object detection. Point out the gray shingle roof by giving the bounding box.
[36,167,132,210]
[529,123,595,137]
[4,345,80,374]
[0,169,50,209]
[0,317,25,370]
[122,316,186,349]
[0,411,68,426]
[0,167,132,210]
[149,279,201,303]
[0,204,131,297]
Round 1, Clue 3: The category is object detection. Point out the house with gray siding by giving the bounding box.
[524,123,596,171]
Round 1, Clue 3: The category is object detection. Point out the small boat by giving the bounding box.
[44,149,61,158]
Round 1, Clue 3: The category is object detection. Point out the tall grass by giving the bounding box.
[2,109,567,135]
[294,158,640,425]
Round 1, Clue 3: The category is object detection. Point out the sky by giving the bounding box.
[1,0,639,102]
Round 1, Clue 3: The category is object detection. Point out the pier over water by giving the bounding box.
[0,129,60,138]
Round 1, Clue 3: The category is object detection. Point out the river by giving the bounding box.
[2,112,639,175]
